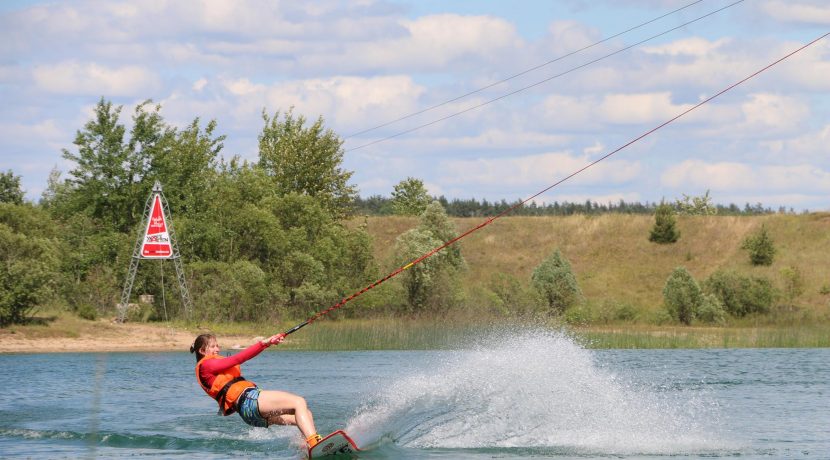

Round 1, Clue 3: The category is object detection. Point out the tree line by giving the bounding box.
[355,193,793,218]
[0,98,807,327]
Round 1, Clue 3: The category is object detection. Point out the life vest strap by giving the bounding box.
[215,376,246,415]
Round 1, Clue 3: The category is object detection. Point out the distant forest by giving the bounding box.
[354,195,794,217]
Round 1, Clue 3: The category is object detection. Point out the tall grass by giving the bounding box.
[576,324,830,349]
[356,213,830,321]
[182,318,830,350]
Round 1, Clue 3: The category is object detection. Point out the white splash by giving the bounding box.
[346,329,728,455]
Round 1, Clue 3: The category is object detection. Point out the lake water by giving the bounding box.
[1,330,828,459]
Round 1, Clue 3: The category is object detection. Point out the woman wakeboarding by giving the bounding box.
[191,333,323,448]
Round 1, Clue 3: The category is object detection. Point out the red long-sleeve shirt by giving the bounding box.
[199,341,267,388]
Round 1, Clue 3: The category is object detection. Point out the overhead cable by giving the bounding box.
[345,0,746,153]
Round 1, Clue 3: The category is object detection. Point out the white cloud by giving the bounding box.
[540,191,641,205]
[0,119,67,150]
[32,61,161,96]
[599,92,695,125]
[762,124,830,157]
[741,93,810,132]
[387,129,570,151]
[347,14,524,72]
[192,78,208,92]
[441,151,641,187]
[583,141,604,156]
[242,75,426,130]
[661,159,830,192]
[642,37,731,57]
[760,1,830,25]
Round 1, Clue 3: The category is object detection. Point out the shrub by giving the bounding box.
[614,303,638,322]
[190,260,283,322]
[0,215,60,326]
[650,309,674,326]
[531,249,583,314]
[662,266,701,325]
[563,305,593,325]
[741,225,775,266]
[488,272,540,316]
[390,177,431,216]
[779,266,804,307]
[649,203,680,244]
[703,270,776,317]
[697,293,727,325]
[65,265,120,320]
[394,201,464,314]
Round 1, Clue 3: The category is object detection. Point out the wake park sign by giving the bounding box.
[118,181,193,322]
[141,194,173,258]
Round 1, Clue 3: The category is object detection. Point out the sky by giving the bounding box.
[1,0,828,211]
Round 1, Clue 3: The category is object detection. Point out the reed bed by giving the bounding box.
[192,318,830,350]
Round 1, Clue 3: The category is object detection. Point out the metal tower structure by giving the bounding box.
[117,181,192,322]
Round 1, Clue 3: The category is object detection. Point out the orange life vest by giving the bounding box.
[195,355,257,416]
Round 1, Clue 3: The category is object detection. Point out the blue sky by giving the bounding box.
[1,0,828,211]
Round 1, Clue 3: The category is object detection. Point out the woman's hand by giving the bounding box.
[263,333,286,346]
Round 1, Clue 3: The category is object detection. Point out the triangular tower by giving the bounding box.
[117,181,192,322]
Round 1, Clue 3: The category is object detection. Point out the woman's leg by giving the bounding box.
[255,390,317,438]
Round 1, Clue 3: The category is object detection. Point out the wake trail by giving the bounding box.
[346,329,733,456]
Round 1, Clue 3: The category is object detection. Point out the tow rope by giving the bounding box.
[282,31,830,337]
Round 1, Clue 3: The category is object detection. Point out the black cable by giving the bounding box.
[346,0,746,153]
[344,0,706,139]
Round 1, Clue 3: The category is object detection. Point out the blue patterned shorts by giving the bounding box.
[237,388,269,428]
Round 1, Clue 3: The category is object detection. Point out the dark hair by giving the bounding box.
[190,334,216,362]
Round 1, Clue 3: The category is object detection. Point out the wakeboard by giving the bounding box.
[307,430,360,458]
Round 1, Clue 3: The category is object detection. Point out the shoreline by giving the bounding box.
[3,318,829,352]
[0,319,263,354]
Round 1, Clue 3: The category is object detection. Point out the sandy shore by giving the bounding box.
[0,320,261,354]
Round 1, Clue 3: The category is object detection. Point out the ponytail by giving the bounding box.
[190,333,215,362]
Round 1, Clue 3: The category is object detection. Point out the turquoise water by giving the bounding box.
[1,330,828,459]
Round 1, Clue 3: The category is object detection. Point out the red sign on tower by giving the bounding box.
[140,194,172,258]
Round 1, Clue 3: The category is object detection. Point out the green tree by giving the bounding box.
[394,201,464,313]
[0,204,60,325]
[488,272,541,316]
[0,170,24,205]
[780,266,804,308]
[258,109,357,219]
[663,266,701,325]
[391,177,431,216]
[649,202,680,244]
[703,270,776,317]
[59,99,174,232]
[741,225,775,266]
[697,293,727,325]
[675,190,717,215]
[152,118,225,216]
[531,249,582,314]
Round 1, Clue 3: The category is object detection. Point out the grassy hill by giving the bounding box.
[358,213,830,325]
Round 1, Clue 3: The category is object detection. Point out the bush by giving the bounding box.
[563,305,593,325]
[64,265,120,320]
[780,266,804,307]
[391,177,431,216]
[531,249,583,314]
[394,201,464,314]
[663,266,701,325]
[703,270,777,317]
[190,260,283,322]
[697,293,727,325]
[488,272,541,317]
[0,209,60,326]
[649,203,680,244]
[741,225,775,266]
